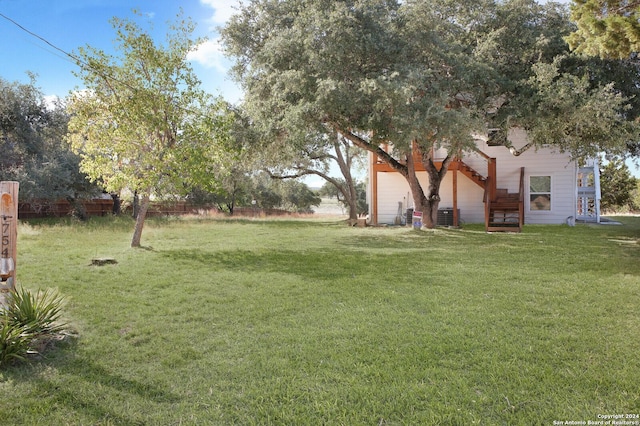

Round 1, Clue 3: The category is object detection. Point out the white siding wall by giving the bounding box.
[474,129,577,225]
[376,172,413,225]
[375,170,486,224]
[373,129,578,225]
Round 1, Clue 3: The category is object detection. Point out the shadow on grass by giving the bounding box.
[158,219,640,279]
[212,217,346,228]
[160,247,416,281]
[2,338,180,424]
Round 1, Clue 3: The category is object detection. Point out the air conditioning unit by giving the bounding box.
[437,208,458,226]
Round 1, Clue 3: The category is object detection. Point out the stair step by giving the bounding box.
[455,161,486,187]
[492,203,519,210]
[489,219,519,224]
[487,225,521,232]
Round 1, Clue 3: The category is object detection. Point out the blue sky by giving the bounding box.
[0,0,241,102]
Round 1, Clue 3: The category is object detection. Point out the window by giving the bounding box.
[529,175,551,211]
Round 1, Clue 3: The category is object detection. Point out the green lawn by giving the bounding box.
[1,216,639,425]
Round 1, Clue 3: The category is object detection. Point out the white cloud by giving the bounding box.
[193,0,243,103]
[43,95,60,110]
[199,0,240,25]
[187,38,227,72]
[188,0,239,70]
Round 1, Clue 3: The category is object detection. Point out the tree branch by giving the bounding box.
[507,140,536,156]
[330,122,409,178]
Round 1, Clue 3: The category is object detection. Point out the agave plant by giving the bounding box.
[5,287,67,336]
[0,318,30,367]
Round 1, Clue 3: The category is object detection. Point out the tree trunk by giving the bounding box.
[131,193,151,248]
[66,196,87,221]
[132,191,139,219]
[421,156,453,228]
[333,137,359,221]
[405,148,429,227]
[342,178,358,221]
[111,193,121,215]
[337,129,450,229]
[421,165,441,229]
[405,146,453,229]
[346,194,358,221]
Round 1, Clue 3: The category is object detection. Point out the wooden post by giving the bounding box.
[0,181,18,309]
[452,166,459,227]
[488,158,497,202]
[372,152,379,226]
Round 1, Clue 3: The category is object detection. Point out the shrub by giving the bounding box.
[0,287,68,367]
[0,318,31,367]
[5,287,67,336]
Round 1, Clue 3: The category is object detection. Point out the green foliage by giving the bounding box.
[320,179,368,216]
[317,181,339,199]
[476,2,640,160]
[276,179,321,213]
[520,60,638,160]
[191,171,320,214]
[0,287,67,367]
[68,12,232,196]
[5,287,67,337]
[222,0,489,224]
[223,0,483,154]
[67,11,233,245]
[0,77,102,202]
[0,319,30,367]
[355,181,368,216]
[201,165,255,213]
[567,0,640,59]
[631,179,640,211]
[600,159,638,211]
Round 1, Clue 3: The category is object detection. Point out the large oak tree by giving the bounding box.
[223,0,638,228]
[223,0,486,227]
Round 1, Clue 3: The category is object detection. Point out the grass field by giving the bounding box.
[1,215,639,425]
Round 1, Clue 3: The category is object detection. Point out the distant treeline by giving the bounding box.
[18,199,294,219]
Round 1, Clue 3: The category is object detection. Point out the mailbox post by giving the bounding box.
[0,181,18,309]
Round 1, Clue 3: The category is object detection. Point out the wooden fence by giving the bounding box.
[18,199,115,218]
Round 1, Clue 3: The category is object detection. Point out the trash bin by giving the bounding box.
[406,208,413,227]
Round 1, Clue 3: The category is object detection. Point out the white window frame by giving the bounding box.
[528,174,552,212]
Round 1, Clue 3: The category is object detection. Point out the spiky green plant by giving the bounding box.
[5,287,67,336]
[0,318,30,367]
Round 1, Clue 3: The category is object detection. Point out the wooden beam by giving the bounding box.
[488,158,497,202]
[452,168,459,227]
[372,154,379,225]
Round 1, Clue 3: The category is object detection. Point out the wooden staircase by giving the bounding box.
[456,161,487,188]
[452,158,524,232]
[484,167,524,232]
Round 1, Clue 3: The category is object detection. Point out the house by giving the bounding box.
[367,128,601,231]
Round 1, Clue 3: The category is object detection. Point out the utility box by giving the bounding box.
[405,208,413,227]
[437,208,458,226]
